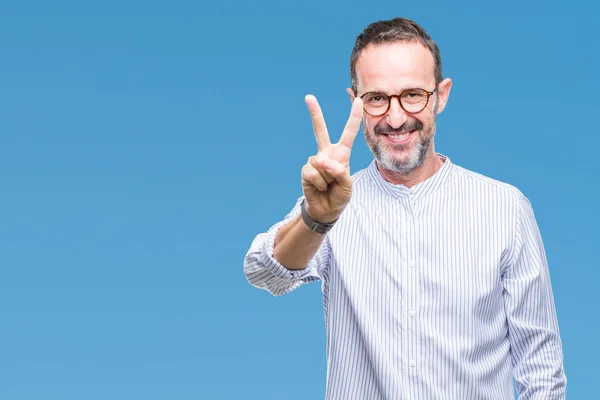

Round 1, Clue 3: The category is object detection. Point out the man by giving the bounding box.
[244,17,566,399]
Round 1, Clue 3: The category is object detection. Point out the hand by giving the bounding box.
[301,94,363,224]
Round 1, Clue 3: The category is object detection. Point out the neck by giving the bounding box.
[377,150,444,188]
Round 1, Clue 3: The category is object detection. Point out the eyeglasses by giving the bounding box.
[359,88,437,117]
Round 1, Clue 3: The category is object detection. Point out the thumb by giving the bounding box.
[323,159,352,189]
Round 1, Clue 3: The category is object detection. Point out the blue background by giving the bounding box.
[1,1,597,399]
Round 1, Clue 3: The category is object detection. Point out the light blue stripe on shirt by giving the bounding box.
[244,154,566,399]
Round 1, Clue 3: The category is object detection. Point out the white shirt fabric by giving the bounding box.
[244,155,566,399]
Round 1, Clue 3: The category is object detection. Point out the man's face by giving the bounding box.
[349,41,451,175]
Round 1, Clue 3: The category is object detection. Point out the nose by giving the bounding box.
[385,96,409,129]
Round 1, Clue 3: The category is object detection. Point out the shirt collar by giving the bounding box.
[366,153,454,200]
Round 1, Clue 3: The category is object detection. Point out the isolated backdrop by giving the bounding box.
[0,0,598,399]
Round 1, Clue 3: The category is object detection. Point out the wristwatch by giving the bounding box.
[300,199,337,234]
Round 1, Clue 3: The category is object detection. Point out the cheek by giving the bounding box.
[364,116,381,134]
[362,117,372,135]
[414,112,434,128]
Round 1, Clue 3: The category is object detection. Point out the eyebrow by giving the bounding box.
[364,87,426,94]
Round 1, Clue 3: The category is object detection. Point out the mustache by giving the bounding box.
[374,119,424,135]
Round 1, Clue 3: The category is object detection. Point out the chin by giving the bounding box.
[379,144,430,175]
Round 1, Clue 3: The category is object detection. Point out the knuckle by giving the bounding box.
[311,112,324,122]
[302,164,315,179]
[311,170,323,183]
[309,155,323,169]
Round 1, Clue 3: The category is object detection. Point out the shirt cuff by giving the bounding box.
[260,220,321,284]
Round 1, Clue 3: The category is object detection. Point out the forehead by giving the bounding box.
[355,41,436,92]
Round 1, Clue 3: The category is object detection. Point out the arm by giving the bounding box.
[244,95,363,297]
[243,197,330,296]
[273,200,330,270]
[503,195,567,399]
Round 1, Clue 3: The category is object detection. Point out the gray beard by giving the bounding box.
[365,122,435,176]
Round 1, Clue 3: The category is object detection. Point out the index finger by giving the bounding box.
[338,97,363,149]
[305,94,331,150]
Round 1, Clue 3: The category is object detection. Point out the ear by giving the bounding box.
[346,87,355,103]
[434,78,452,114]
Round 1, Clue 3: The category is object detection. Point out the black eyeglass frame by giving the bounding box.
[358,87,437,117]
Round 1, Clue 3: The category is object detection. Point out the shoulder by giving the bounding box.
[351,165,371,184]
[349,162,375,189]
[349,162,384,200]
[450,162,528,203]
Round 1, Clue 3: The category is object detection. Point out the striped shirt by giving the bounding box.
[244,154,566,399]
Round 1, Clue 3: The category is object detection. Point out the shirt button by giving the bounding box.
[409,263,415,269]
[409,309,415,318]
[409,360,416,367]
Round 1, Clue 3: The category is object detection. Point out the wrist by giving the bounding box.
[300,199,339,234]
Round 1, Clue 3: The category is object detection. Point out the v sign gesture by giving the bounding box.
[301,95,364,224]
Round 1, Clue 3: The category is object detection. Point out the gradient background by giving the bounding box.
[1,0,597,399]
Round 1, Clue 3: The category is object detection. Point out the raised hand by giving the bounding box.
[301,95,363,224]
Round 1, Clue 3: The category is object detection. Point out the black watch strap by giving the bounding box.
[300,199,337,234]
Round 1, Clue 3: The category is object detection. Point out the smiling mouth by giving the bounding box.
[382,130,416,143]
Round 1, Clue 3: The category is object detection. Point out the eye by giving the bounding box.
[364,93,388,105]
[401,90,427,104]
[404,91,423,98]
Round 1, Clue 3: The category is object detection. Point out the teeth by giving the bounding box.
[389,132,408,138]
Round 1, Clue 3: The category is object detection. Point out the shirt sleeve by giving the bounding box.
[503,194,567,399]
[243,196,330,296]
